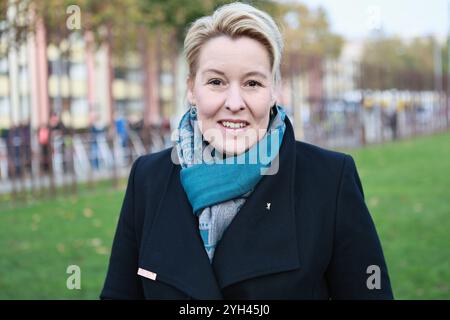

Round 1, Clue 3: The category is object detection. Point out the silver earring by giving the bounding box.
[189,105,197,120]
[270,105,275,117]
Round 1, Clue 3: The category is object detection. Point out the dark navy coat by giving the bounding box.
[100,117,393,300]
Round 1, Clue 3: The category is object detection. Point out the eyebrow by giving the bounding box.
[202,68,268,79]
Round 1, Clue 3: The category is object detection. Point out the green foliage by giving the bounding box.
[138,0,231,46]
[360,35,443,91]
[0,0,33,53]
[0,0,342,65]
[276,2,343,57]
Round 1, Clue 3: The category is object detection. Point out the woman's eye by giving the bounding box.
[208,79,222,86]
[247,80,261,87]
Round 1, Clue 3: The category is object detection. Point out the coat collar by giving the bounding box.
[139,117,300,299]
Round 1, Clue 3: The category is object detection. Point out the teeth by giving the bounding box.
[221,121,247,129]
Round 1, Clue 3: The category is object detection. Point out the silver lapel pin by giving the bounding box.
[266,202,271,210]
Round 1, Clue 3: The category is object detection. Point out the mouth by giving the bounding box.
[217,120,250,130]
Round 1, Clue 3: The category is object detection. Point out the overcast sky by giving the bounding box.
[292,0,448,40]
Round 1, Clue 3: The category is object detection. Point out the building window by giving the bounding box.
[0,97,9,116]
[70,62,86,80]
[71,98,88,116]
[0,58,7,75]
[127,68,143,82]
[114,67,127,80]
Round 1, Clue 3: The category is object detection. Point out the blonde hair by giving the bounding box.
[184,1,283,85]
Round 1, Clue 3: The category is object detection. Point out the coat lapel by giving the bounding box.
[138,163,223,299]
[211,118,300,289]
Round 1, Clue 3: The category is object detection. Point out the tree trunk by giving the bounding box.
[85,30,96,187]
[140,27,162,153]
[106,22,118,188]
[36,19,55,196]
[62,43,77,195]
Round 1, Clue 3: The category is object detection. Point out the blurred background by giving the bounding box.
[0,0,449,299]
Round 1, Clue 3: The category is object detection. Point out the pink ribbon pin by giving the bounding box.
[137,268,157,280]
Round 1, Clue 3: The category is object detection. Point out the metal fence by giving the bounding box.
[0,125,172,196]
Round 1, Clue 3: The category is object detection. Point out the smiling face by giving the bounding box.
[187,35,277,156]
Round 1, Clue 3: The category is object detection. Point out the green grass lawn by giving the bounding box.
[0,180,126,299]
[345,132,450,300]
[0,132,449,299]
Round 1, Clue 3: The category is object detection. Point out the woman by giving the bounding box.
[101,2,393,300]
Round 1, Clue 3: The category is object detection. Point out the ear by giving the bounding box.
[186,76,196,105]
[272,81,283,105]
[271,82,281,106]
[271,91,279,106]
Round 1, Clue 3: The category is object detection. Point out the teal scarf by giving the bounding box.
[176,105,286,214]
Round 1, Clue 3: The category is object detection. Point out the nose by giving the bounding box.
[225,84,245,112]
